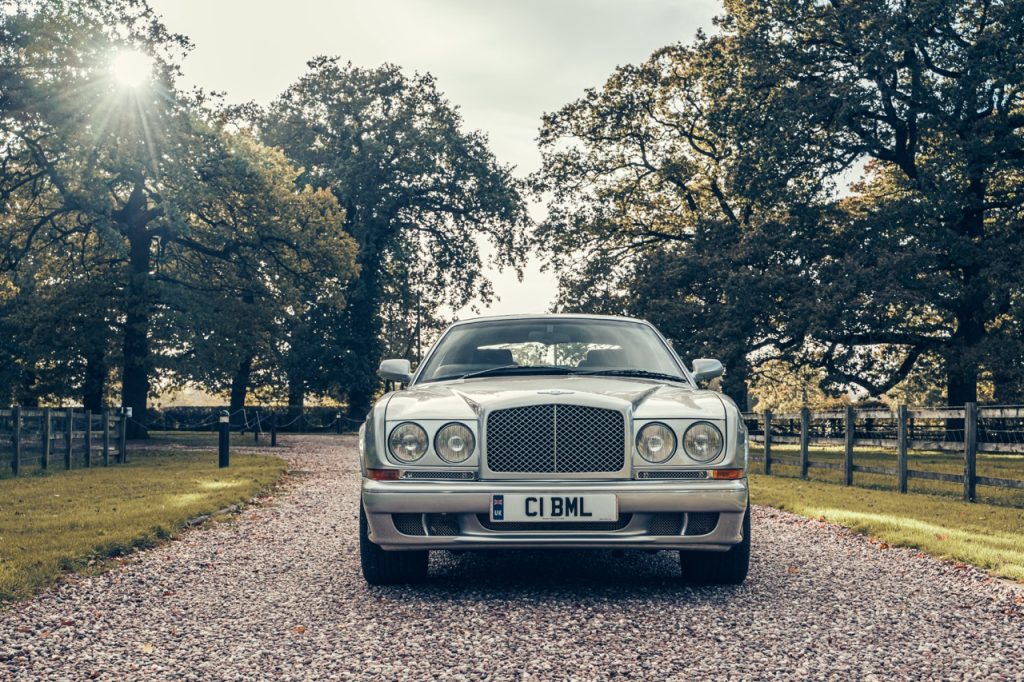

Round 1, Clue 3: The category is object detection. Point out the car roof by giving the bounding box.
[448,313,653,327]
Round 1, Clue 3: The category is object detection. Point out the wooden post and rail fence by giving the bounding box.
[742,404,1024,502]
[1,407,128,478]
[2,405,356,477]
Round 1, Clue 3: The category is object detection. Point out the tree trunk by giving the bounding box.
[82,350,106,412]
[285,380,304,434]
[229,354,253,428]
[17,369,40,407]
[343,249,384,421]
[945,357,979,406]
[120,223,153,438]
[287,380,305,409]
[722,354,750,412]
[945,176,986,409]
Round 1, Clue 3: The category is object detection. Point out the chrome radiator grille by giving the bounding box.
[485,404,625,473]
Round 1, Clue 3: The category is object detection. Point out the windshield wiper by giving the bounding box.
[573,368,687,382]
[459,364,578,380]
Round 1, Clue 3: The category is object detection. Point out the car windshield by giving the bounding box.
[416,318,687,384]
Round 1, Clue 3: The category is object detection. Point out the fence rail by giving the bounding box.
[1,407,128,478]
[743,403,1024,502]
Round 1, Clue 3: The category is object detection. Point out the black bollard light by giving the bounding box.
[218,410,230,468]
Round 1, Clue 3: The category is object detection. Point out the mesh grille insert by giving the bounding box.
[392,513,426,536]
[648,513,684,535]
[402,470,476,480]
[684,512,720,536]
[425,514,460,536]
[486,404,624,473]
[478,514,631,532]
[636,470,707,480]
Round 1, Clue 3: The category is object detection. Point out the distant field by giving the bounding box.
[750,442,1024,508]
[0,448,285,601]
[751,473,1024,582]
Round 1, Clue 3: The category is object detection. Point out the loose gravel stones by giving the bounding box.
[1,435,1022,680]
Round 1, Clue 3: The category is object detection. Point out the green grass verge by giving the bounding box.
[751,473,1024,581]
[0,449,286,602]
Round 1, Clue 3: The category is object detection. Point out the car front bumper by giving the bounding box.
[361,478,749,551]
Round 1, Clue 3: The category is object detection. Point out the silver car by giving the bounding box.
[358,314,750,585]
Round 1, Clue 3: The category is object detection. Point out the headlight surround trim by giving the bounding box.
[682,420,725,462]
[387,421,429,463]
[434,422,476,463]
[635,421,677,463]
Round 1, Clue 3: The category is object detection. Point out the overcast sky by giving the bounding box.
[150,0,720,315]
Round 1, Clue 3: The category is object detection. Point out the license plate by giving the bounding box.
[490,494,617,522]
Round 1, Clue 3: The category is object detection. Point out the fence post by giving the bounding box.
[336,412,343,435]
[218,410,230,468]
[11,405,21,476]
[763,411,772,475]
[270,412,277,447]
[64,407,73,470]
[102,408,111,466]
[41,407,51,470]
[799,407,810,479]
[844,406,855,486]
[964,402,977,502]
[897,405,908,493]
[254,411,260,443]
[119,408,128,464]
[84,409,92,468]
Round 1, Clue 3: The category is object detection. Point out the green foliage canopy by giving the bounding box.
[265,59,530,415]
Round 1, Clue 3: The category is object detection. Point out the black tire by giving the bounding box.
[359,502,429,585]
[680,505,750,585]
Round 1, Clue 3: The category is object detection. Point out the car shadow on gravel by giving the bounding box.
[384,549,749,600]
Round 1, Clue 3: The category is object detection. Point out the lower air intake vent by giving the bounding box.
[425,514,460,536]
[478,514,631,532]
[648,513,684,535]
[392,513,426,536]
[684,512,719,536]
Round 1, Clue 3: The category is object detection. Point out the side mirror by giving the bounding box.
[378,358,413,384]
[691,358,724,383]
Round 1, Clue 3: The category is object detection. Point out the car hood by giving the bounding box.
[383,375,725,421]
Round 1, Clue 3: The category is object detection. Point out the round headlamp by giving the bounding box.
[636,422,677,463]
[388,422,428,463]
[434,422,475,463]
[683,421,724,462]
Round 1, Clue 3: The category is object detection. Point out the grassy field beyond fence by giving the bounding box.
[752,443,1024,508]
[0,448,286,602]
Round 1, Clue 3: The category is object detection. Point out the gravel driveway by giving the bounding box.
[2,434,1022,680]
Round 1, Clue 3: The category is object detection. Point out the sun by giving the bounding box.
[111,49,154,88]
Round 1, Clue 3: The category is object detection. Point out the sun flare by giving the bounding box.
[111,49,153,88]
